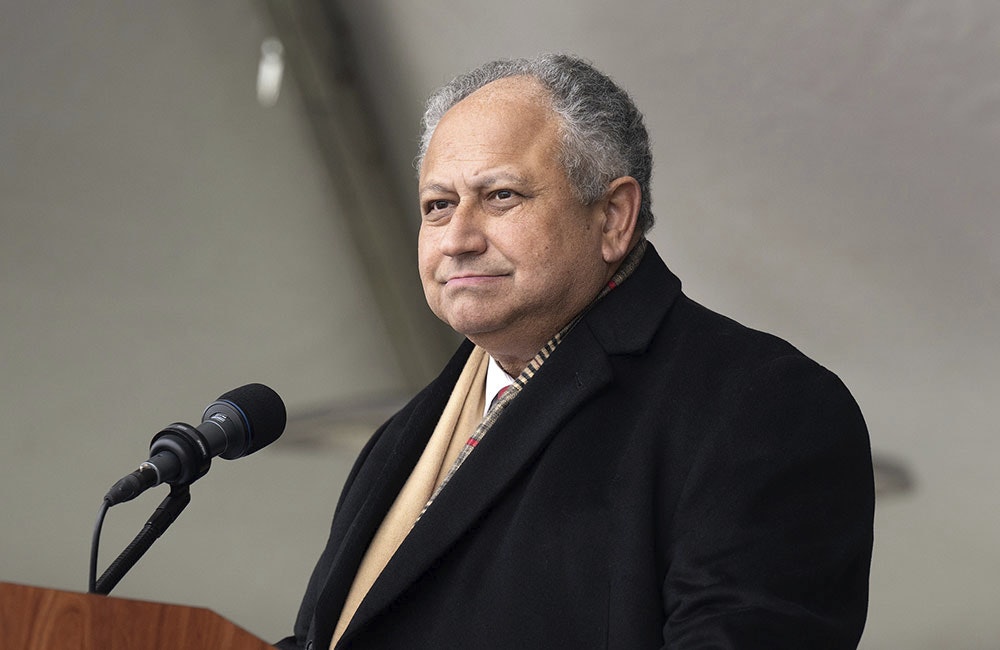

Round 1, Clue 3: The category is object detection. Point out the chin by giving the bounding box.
[445,314,511,342]
[438,303,504,334]
[449,320,500,339]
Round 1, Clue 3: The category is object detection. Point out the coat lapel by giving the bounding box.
[341,324,615,642]
[310,343,474,644]
[336,244,682,646]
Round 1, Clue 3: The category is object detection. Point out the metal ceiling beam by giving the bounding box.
[262,0,458,390]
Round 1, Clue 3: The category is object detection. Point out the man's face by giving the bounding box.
[418,77,613,366]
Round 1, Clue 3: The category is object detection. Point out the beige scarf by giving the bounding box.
[330,346,489,647]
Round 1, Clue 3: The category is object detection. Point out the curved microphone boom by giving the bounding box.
[104,384,286,506]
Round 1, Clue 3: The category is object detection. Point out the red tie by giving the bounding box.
[490,384,511,410]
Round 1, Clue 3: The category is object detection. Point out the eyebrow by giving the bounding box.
[419,172,530,196]
[419,183,452,197]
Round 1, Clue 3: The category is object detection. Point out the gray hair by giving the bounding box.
[416,53,655,234]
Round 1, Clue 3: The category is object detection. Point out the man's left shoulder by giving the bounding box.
[659,294,821,372]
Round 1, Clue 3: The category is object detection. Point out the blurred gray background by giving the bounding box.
[1,1,997,647]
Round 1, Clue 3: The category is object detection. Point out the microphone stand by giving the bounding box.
[89,484,191,595]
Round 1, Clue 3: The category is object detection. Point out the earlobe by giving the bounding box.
[600,176,642,264]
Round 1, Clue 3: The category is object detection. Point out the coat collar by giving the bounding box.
[332,244,682,646]
[582,242,681,356]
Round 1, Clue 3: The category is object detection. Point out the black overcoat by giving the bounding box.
[278,245,874,649]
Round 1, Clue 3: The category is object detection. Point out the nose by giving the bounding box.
[438,204,487,258]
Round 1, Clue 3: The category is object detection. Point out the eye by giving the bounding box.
[489,189,522,204]
[425,199,452,214]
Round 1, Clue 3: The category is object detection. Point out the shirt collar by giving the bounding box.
[484,354,516,418]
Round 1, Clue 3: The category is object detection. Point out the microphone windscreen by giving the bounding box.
[214,383,286,454]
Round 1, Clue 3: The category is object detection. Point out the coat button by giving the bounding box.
[305,642,314,650]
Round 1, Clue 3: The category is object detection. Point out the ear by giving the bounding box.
[599,176,642,264]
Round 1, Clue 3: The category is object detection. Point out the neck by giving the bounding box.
[491,354,530,378]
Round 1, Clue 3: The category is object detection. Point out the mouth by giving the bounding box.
[443,273,508,287]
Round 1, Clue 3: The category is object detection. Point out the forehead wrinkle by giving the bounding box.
[420,80,564,197]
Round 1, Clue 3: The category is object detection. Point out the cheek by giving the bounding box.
[417,231,437,275]
[418,265,442,316]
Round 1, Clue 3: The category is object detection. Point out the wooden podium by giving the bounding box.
[0,581,273,649]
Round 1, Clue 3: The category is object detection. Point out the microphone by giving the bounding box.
[104,384,286,506]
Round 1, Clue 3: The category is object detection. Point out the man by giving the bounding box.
[278,54,874,650]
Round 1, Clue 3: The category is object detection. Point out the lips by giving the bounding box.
[441,270,511,289]
[442,272,508,287]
